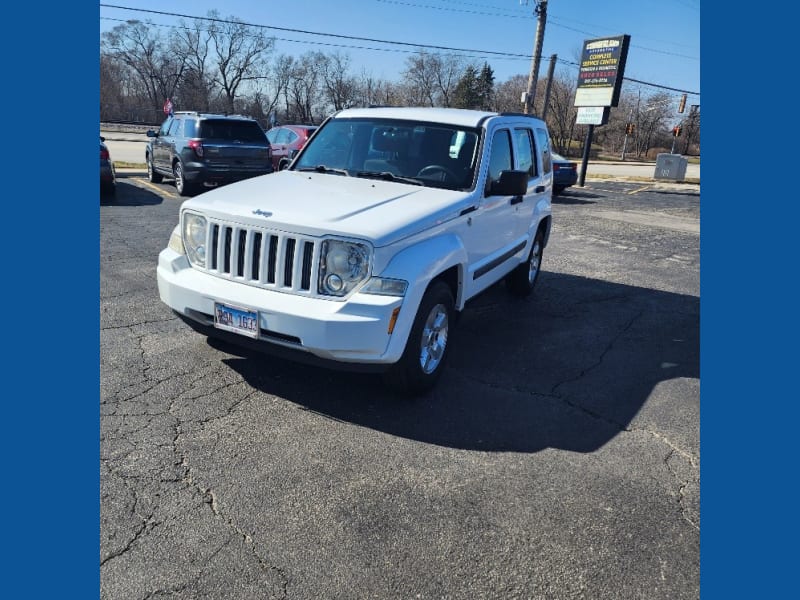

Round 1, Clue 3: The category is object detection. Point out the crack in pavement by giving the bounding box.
[166,388,290,598]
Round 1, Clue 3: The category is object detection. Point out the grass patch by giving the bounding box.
[115,161,147,169]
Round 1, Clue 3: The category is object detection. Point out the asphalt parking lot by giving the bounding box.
[101,174,700,599]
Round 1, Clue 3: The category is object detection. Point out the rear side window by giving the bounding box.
[199,119,266,142]
[183,119,197,138]
[535,128,552,174]
[513,128,537,177]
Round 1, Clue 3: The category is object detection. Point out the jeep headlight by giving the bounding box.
[182,213,207,267]
[318,239,371,296]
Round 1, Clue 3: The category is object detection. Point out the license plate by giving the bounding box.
[214,302,259,338]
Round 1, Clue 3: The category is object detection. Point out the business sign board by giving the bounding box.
[576,106,610,125]
[574,35,631,107]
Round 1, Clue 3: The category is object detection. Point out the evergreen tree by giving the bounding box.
[477,62,495,110]
[453,65,480,109]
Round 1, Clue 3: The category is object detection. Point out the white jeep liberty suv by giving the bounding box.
[157,107,553,394]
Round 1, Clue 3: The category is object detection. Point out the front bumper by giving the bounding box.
[157,248,405,365]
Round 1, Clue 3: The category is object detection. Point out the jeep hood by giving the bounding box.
[180,171,473,247]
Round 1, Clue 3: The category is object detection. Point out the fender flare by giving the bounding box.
[375,234,468,362]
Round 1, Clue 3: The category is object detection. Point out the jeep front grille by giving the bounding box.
[204,221,319,294]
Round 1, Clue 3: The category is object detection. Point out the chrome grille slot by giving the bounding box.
[301,242,314,290]
[251,232,262,281]
[203,219,318,295]
[284,239,296,287]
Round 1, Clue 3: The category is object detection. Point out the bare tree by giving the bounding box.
[355,70,403,107]
[543,71,578,154]
[284,53,325,123]
[634,92,673,158]
[681,106,700,155]
[320,52,358,111]
[401,51,465,107]
[493,74,526,112]
[207,11,274,113]
[173,17,215,111]
[101,20,187,120]
[401,51,438,106]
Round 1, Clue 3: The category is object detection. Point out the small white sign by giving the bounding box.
[574,87,614,107]
[576,106,605,125]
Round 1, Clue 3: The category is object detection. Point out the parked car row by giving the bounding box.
[103,111,574,200]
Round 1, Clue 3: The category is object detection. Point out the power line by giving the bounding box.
[100,3,531,59]
[99,4,699,96]
[374,0,699,59]
[99,17,532,62]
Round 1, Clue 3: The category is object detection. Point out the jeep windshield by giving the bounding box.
[292,118,481,191]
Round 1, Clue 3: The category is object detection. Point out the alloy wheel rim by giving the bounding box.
[419,304,449,374]
[528,241,541,284]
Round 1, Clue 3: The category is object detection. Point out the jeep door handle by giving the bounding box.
[510,195,524,205]
[535,186,545,193]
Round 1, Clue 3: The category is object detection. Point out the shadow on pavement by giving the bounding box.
[210,272,698,455]
[101,179,164,206]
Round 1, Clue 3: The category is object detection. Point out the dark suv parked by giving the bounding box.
[146,112,273,196]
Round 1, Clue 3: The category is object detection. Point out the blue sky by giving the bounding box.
[100,0,700,102]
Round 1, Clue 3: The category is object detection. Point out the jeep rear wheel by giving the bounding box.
[384,281,454,395]
[507,229,544,297]
[147,154,162,183]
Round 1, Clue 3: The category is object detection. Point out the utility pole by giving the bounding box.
[523,0,548,115]
[541,54,557,120]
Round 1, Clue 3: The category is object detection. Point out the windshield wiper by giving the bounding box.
[297,165,350,176]
[354,170,423,186]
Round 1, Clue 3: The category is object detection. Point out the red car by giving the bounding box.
[265,125,318,171]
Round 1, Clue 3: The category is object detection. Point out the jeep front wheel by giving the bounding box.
[384,281,454,395]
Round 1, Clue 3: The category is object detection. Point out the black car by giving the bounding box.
[100,136,116,197]
[146,112,273,196]
[552,151,578,195]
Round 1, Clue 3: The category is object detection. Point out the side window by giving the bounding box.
[183,119,197,138]
[286,130,299,144]
[513,128,537,177]
[168,118,182,136]
[158,117,173,137]
[487,129,513,186]
[535,128,552,174]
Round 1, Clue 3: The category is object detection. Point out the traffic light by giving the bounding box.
[672,125,682,137]
[678,94,687,113]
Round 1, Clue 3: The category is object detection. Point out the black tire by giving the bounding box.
[553,185,565,196]
[384,280,455,395]
[506,229,544,297]
[279,159,290,170]
[173,160,194,196]
[147,154,163,183]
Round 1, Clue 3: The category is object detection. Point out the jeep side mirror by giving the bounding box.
[147,130,158,138]
[488,170,528,196]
